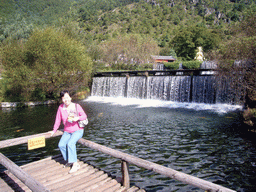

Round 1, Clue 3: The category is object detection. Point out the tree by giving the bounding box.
[211,13,256,127]
[172,29,196,60]
[159,47,177,58]
[1,27,93,101]
[100,34,159,69]
[172,26,220,60]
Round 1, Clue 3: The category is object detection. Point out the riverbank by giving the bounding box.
[243,108,256,130]
[0,90,91,108]
[0,100,56,108]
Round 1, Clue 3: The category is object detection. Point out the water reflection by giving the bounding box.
[0,98,255,192]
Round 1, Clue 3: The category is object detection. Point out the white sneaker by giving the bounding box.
[69,162,80,174]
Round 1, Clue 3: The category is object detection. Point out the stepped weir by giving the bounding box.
[92,69,244,105]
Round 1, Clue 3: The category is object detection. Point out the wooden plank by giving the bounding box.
[57,171,107,192]
[28,162,67,179]
[20,154,62,169]
[137,189,146,192]
[23,157,66,174]
[40,164,91,184]
[114,186,127,192]
[44,162,90,189]
[0,174,15,192]
[103,182,122,192]
[126,186,141,192]
[23,159,63,173]
[0,153,50,192]
[92,179,119,192]
[1,155,145,192]
[67,172,108,192]
[121,160,130,188]
[81,177,112,192]
[94,69,216,77]
[2,171,32,192]
[50,169,103,192]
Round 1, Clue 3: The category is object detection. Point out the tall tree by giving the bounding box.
[211,13,256,126]
[100,34,159,68]
[1,27,93,101]
[172,26,220,60]
[215,13,256,105]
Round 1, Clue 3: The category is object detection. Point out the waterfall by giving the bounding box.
[146,76,191,102]
[192,76,216,103]
[215,76,244,104]
[91,75,243,105]
[91,77,126,97]
[127,76,147,99]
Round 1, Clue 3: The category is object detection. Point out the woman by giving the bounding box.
[49,90,87,173]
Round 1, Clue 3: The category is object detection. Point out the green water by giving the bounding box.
[0,98,255,192]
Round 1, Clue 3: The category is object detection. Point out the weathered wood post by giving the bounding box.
[0,153,50,192]
[121,160,130,188]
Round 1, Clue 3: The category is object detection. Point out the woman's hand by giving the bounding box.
[73,117,80,122]
[48,131,55,137]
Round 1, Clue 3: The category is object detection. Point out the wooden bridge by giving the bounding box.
[94,69,216,77]
[0,131,236,192]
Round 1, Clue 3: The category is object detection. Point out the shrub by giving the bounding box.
[182,61,202,69]
[164,61,180,70]
[243,108,256,127]
[1,27,93,101]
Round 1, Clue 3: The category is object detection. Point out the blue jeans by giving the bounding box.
[58,129,84,163]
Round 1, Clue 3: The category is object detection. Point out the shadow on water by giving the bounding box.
[0,98,256,192]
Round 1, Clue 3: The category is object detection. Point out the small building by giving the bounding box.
[152,55,176,63]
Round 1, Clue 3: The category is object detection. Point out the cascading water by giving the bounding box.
[127,76,147,99]
[91,75,244,106]
[192,76,216,103]
[146,76,191,102]
[215,76,244,104]
[92,77,126,97]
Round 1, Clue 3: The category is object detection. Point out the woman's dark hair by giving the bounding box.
[60,90,70,98]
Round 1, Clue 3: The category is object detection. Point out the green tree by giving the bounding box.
[1,27,93,101]
[172,26,220,60]
[172,29,196,60]
[159,47,177,58]
[100,34,159,69]
[211,13,256,126]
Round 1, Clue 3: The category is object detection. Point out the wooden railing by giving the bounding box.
[0,131,236,192]
[0,153,50,192]
[0,131,64,192]
[94,69,216,77]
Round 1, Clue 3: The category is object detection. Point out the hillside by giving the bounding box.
[0,0,255,52]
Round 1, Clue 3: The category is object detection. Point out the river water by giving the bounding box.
[0,96,255,192]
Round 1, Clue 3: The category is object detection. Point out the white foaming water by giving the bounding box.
[86,96,243,114]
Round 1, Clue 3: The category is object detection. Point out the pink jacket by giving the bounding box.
[53,103,87,133]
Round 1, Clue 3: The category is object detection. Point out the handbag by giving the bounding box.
[78,118,88,128]
[76,104,88,128]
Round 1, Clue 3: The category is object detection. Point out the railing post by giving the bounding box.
[121,160,130,188]
[0,153,50,192]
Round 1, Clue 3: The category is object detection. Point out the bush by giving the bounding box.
[243,108,256,127]
[164,61,180,70]
[1,27,93,102]
[97,62,154,72]
[182,61,202,69]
